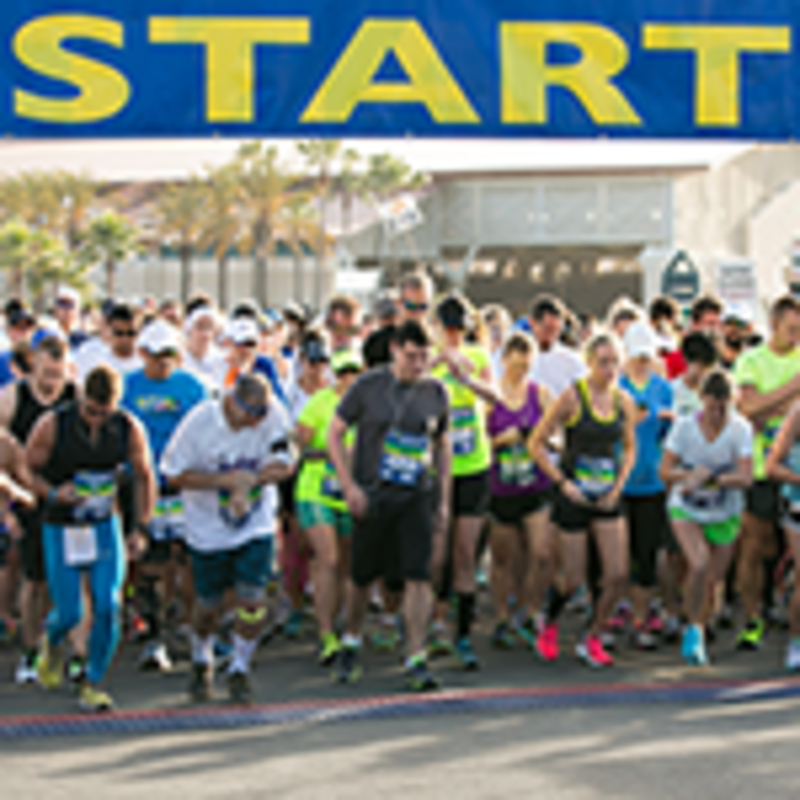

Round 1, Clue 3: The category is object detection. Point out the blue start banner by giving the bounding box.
[1,1,797,138]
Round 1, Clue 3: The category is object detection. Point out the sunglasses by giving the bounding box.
[403,300,429,313]
[235,340,258,349]
[112,328,137,338]
[233,392,269,420]
[55,299,77,311]
[151,349,178,359]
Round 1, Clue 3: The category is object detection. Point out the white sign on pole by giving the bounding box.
[379,194,423,237]
[716,259,757,319]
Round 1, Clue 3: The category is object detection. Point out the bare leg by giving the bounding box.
[489,521,520,625]
[671,519,710,625]
[521,509,554,619]
[588,518,630,638]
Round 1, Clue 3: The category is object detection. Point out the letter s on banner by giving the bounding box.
[14,15,130,124]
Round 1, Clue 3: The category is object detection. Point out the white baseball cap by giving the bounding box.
[227,318,260,346]
[137,319,182,354]
[623,321,658,360]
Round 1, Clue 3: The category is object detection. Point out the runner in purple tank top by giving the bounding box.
[486,332,555,651]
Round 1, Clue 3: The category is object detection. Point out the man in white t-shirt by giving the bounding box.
[528,295,586,397]
[74,303,142,381]
[161,373,293,704]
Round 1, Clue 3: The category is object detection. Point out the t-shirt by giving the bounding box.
[665,412,753,524]
[295,386,353,511]
[620,372,673,497]
[530,343,586,398]
[74,339,142,381]
[431,344,492,478]
[122,368,208,468]
[336,366,449,491]
[734,344,800,480]
[183,348,225,393]
[671,376,702,418]
[160,398,293,552]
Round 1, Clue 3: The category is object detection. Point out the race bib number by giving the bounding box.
[684,482,726,510]
[451,407,477,457]
[64,525,97,567]
[379,429,429,487]
[73,471,116,522]
[218,486,262,530]
[497,444,537,487]
[151,495,184,542]
[574,456,616,499]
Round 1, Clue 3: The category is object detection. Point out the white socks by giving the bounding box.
[191,633,214,666]
[229,633,258,675]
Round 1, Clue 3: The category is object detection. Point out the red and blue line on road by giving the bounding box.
[2,677,800,739]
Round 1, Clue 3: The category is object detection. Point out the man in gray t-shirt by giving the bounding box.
[328,321,451,692]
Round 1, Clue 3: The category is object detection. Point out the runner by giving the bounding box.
[531,333,637,668]
[661,371,753,666]
[486,332,554,652]
[182,305,223,393]
[28,365,155,712]
[161,374,293,704]
[733,295,800,651]
[431,294,498,670]
[74,302,143,381]
[295,349,362,666]
[0,333,77,684]
[619,322,674,650]
[122,320,208,672]
[328,320,451,691]
[671,332,718,418]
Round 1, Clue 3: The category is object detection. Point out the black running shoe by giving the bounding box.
[227,670,253,705]
[333,646,362,684]
[405,660,441,692]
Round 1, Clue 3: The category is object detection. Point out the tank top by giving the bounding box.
[41,403,132,525]
[488,381,550,497]
[562,379,625,501]
[10,380,77,444]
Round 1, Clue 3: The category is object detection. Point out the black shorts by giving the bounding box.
[278,474,297,516]
[452,471,490,518]
[490,491,550,526]
[625,493,667,588]
[18,507,45,583]
[746,480,780,523]
[352,487,435,589]
[553,491,622,533]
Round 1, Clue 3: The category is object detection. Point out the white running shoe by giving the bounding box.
[15,654,39,685]
[785,641,800,672]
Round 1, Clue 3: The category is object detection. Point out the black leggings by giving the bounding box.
[626,494,667,589]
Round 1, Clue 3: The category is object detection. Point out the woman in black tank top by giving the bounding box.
[531,333,637,669]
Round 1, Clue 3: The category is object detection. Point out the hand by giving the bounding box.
[0,473,35,507]
[435,500,450,534]
[682,466,712,494]
[228,487,251,520]
[499,426,523,447]
[126,531,148,562]
[219,470,257,494]
[596,487,621,512]
[54,483,80,505]
[658,409,676,422]
[562,479,589,506]
[344,483,368,520]
[442,348,474,383]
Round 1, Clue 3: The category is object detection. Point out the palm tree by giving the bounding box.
[156,176,208,302]
[16,171,65,232]
[235,142,292,305]
[297,140,341,307]
[281,193,321,302]
[0,219,31,297]
[25,230,90,312]
[53,171,97,250]
[81,210,139,297]
[201,164,241,310]
[338,147,362,236]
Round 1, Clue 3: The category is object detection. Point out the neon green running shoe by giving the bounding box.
[318,633,341,667]
[736,617,765,651]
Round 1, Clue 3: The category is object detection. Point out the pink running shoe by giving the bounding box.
[606,603,630,633]
[535,623,560,663]
[645,610,664,635]
[576,635,614,668]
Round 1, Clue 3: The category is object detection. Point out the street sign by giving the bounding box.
[661,251,700,306]
[716,258,757,319]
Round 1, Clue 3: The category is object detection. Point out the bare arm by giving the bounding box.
[25,413,58,502]
[614,394,638,495]
[737,377,800,429]
[327,414,355,494]
[530,387,578,486]
[127,417,156,527]
[767,404,800,486]
[0,384,18,431]
[717,456,753,491]
[660,448,692,488]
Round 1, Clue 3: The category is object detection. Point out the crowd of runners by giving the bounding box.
[1,274,799,711]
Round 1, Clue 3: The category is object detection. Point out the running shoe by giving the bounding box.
[227,670,253,705]
[785,639,800,672]
[681,624,708,667]
[427,627,454,659]
[516,617,537,649]
[65,654,87,685]
[37,636,64,690]
[138,641,173,673]
[575,635,614,668]
[600,630,617,652]
[632,623,658,651]
[645,608,664,636]
[188,662,214,703]
[333,646,362,684]
[606,601,631,633]
[454,637,481,671]
[736,617,765,651]
[491,622,516,650]
[283,609,304,640]
[78,685,114,713]
[405,658,441,692]
[318,633,341,667]
[534,622,559,663]
[15,651,38,685]
[370,625,400,653]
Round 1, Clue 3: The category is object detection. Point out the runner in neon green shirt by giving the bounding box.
[295,349,362,667]
[733,295,800,651]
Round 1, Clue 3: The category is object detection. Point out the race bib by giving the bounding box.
[321,465,344,501]
[218,486,262,530]
[73,471,116,522]
[574,456,616,499]
[151,495,184,542]
[451,407,477,457]
[379,429,429,487]
[64,525,97,567]
[684,482,726,510]
[497,444,537,487]
[762,421,781,459]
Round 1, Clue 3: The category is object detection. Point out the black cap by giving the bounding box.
[436,295,469,330]
[8,305,35,328]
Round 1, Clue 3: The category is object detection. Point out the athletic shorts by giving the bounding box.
[18,507,46,583]
[352,487,435,589]
[490,491,550,526]
[625,493,668,588]
[746,480,780,523]
[452,471,491,518]
[190,537,274,608]
[296,501,352,538]
[278,474,297,516]
[669,508,741,547]
[553,490,622,533]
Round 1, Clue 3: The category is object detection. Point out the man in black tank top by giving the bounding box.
[0,334,75,684]
[25,365,155,713]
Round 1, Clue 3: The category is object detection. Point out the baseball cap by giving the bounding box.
[283,301,306,324]
[31,325,67,349]
[436,295,469,330]
[331,349,363,374]
[228,318,260,346]
[374,294,398,322]
[185,305,220,333]
[55,287,80,308]
[723,302,753,326]
[623,321,658,360]
[137,319,182,354]
[300,337,330,364]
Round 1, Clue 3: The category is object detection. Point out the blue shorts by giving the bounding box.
[190,537,273,608]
